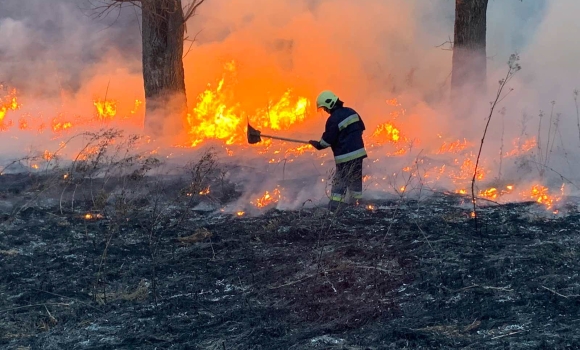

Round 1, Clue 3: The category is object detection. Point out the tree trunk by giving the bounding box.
[141,0,187,138]
[451,0,488,98]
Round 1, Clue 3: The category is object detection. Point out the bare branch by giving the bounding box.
[183,29,203,58]
[435,36,453,51]
[183,0,206,23]
[88,0,142,20]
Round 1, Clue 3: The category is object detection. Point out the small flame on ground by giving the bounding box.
[504,137,537,157]
[84,213,104,220]
[0,87,21,124]
[371,122,402,144]
[437,139,470,154]
[526,184,562,210]
[252,187,282,208]
[131,99,143,115]
[199,187,210,195]
[456,185,515,200]
[236,211,245,217]
[94,99,117,120]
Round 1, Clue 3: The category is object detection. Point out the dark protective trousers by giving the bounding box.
[329,157,364,210]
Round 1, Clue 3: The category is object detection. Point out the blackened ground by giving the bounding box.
[1,177,580,349]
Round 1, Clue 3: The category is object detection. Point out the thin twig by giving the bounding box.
[32,289,103,313]
[542,285,580,299]
[471,54,521,231]
[491,330,525,340]
[0,303,71,314]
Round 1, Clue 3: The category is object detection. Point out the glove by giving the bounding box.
[309,140,324,150]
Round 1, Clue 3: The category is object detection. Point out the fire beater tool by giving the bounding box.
[247,121,309,145]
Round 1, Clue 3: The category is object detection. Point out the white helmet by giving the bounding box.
[316,90,339,109]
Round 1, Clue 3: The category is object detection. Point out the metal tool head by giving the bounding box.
[247,122,262,144]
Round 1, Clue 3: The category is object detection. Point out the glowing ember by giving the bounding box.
[284,144,314,156]
[43,150,54,161]
[131,99,143,114]
[236,211,245,217]
[199,187,210,195]
[386,98,401,107]
[456,185,515,200]
[437,139,470,154]
[84,213,104,220]
[52,120,73,133]
[504,137,537,157]
[19,117,28,130]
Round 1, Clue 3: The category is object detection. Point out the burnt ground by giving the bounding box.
[1,173,580,349]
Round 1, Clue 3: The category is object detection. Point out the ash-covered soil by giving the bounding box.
[2,174,580,349]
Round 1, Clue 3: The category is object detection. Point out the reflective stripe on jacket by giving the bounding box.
[319,107,367,164]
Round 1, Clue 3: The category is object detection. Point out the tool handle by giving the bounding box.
[260,134,310,144]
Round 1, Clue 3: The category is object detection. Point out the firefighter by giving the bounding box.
[309,90,367,211]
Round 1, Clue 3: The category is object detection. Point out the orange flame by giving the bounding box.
[372,122,401,143]
[186,61,310,147]
[94,99,117,120]
[525,184,562,210]
[0,88,21,124]
[130,99,143,115]
[252,187,282,208]
[199,187,210,195]
[84,213,104,220]
[437,139,470,154]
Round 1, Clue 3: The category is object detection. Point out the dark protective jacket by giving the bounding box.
[319,106,367,164]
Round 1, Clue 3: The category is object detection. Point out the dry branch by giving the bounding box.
[542,285,580,299]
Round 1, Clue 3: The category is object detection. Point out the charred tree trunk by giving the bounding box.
[141,0,187,137]
[451,0,488,99]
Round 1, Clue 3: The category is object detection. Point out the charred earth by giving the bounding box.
[1,168,580,349]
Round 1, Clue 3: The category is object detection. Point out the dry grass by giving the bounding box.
[0,249,18,256]
[414,319,481,337]
[94,279,149,305]
[177,228,213,245]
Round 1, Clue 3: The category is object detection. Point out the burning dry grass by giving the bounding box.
[0,59,577,216]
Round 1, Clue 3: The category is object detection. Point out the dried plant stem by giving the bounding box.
[471,54,520,232]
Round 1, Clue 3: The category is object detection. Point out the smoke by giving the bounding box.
[4,0,580,211]
[0,0,141,96]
